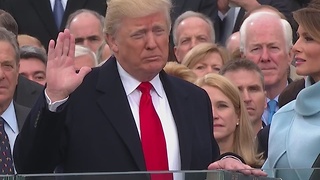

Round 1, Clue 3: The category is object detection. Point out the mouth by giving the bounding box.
[143,55,161,61]
[294,57,306,66]
[213,124,223,127]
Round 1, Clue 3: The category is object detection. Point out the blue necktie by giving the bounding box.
[267,100,277,124]
[53,0,64,29]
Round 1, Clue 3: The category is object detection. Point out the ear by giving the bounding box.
[105,34,119,54]
[264,91,267,109]
[173,46,181,63]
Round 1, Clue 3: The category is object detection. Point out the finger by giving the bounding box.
[62,29,70,57]
[55,32,65,58]
[48,40,56,62]
[208,162,220,170]
[68,33,75,59]
[251,169,267,176]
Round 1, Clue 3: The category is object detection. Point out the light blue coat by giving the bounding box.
[263,77,320,180]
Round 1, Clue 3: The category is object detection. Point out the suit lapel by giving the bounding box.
[95,57,146,171]
[29,0,58,37]
[160,72,192,170]
[233,7,246,33]
[14,103,31,131]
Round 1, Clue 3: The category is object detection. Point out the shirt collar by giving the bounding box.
[117,61,163,98]
[1,100,18,133]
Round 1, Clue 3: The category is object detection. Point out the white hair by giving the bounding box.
[75,45,98,67]
[239,12,293,54]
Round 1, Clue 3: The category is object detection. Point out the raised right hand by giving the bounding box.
[46,29,92,102]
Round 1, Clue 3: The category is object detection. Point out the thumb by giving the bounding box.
[77,66,92,80]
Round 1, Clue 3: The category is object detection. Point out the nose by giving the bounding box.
[0,66,5,80]
[292,37,302,54]
[212,106,218,119]
[260,47,270,62]
[242,89,251,103]
[146,33,157,50]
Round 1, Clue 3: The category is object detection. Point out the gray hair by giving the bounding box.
[75,45,98,67]
[172,11,215,45]
[19,45,47,65]
[239,12,293,54]
[0,27,19,64]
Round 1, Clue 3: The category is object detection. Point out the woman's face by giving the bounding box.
[292,25,320,82]
[191,52,223,78]
[202,85,239,142]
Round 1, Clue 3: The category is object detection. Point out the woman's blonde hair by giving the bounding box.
[164,62,197,83]
[196,73,264,167]
[182,43,230,68]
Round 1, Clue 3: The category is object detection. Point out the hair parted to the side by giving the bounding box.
[105,0,172,36]
[196,73,264,167]
[293,0,320,42]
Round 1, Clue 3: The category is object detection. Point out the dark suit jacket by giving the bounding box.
[14,57,220,175]
[14,102,31,131]
[14,75,44,108]
[217,0,291,44]
[4,0,106,50]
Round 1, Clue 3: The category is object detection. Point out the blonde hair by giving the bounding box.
[182,43,230,68]
[196,73,264,167]
[105,0,172,36]
[164,62,197,83]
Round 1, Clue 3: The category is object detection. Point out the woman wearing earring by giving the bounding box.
[263,0,320,179]
[196,73,264,168]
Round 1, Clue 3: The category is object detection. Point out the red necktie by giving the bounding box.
[138,82,172,180]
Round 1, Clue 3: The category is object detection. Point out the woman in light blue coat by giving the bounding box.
[263,0,320,179]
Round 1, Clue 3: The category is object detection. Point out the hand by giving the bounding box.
[229,0,260,11]
[208,157,267,176]
[46,29,92,102]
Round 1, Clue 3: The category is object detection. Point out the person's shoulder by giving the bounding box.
[277,100,296,114]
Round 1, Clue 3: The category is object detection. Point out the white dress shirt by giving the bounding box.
[49,0,68,11]
[117,62,182,179]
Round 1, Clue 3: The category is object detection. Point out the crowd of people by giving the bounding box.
[0,0,317,179]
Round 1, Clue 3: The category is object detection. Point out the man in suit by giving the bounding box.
[0,27,31,173]
[13,0,266,177]
[217,0,291,44]
[4,0,107,50]
[0,9,44,108]
[239,12,293,125]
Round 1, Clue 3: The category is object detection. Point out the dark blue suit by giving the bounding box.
[14,57,220,176]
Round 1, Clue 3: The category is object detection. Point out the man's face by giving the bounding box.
[19,58,46,85]
[107,12,169,82]
[243,22,291,88]
[174,17,212,63]
[0,41,19,109]
[224,69,266,125]
[69,13,104,53]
